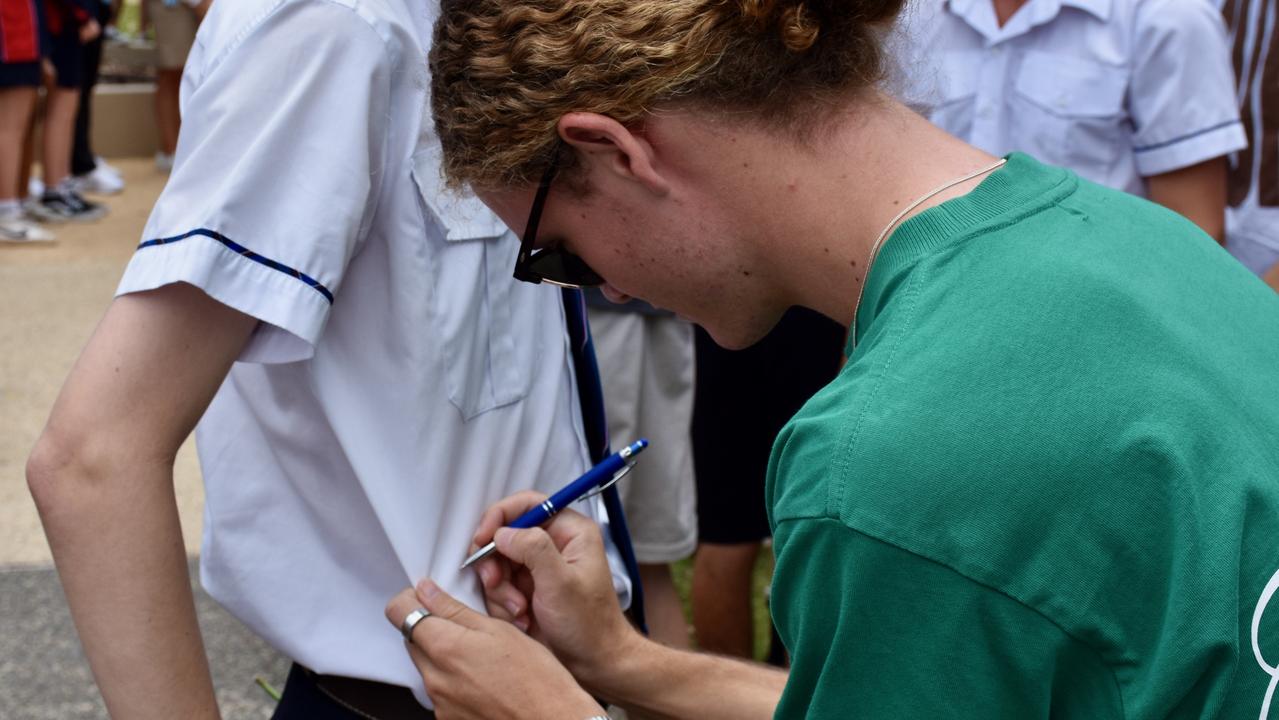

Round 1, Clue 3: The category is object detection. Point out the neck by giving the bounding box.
[993,0,1030,26]
[732,93,998,327]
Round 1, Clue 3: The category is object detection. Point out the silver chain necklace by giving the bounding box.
[847,157,1007,351]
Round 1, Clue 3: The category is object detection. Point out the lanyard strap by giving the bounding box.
[561,288,649,635]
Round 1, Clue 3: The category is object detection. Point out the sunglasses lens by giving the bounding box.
[524,248,604,288]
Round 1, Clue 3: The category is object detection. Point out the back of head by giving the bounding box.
[430,0,906,190]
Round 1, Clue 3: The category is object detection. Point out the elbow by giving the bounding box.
[26,422,140,522]
[26,426,88,519]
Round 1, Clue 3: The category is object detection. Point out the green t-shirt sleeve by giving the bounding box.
[770,517,1123,719]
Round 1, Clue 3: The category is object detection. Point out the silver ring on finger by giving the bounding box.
[400,607,431,642]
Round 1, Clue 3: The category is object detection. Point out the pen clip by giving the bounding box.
[577,462,635,503]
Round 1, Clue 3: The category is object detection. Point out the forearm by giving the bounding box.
[28,447,219,719]
[23,285,257,719]
[580,631,785,720]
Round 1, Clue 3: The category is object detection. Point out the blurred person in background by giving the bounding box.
[0,0,56,241]
[1218,0,1279,291]
[689,308,842,662]
[894,0,1246,242]
[144,0,200,171]
[587,294,697,649]
[24,0,107,222]
[68,0,124,195]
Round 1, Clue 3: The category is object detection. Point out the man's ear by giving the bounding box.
[557,112,670,196]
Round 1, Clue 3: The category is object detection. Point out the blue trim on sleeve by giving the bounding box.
[136,228,335,304]
[1133,120,1243,154]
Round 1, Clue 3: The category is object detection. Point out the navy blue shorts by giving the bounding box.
[48,29,82,89]
[0,61,41,87]
[692,307,846,544]
[272,664,436,720]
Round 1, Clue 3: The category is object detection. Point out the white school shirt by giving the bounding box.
[891,0,1247,197]
[1215,0,1279,252]
[115,0,629,706]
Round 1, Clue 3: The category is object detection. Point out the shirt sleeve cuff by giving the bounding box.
[116,230,333,364]
[1134,120,1248,177]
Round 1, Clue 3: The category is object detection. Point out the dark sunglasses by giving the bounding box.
[513,144,604,288]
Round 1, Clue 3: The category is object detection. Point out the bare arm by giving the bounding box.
[1146,157,1228,244]
[26,283,257,719]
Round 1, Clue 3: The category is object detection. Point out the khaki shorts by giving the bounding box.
[148,0,198,70]
[588,309,697,564]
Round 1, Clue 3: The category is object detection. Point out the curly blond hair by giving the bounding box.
[430,0,905,189]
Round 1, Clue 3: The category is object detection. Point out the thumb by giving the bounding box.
[415,579,486,630]
[494,526,569,585]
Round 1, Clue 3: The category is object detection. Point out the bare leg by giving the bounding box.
[42,87,80,187]
[0,88,38,200]
[155,68,182,155]
[691,542,760,658]
[18,93,38,200]
[639,563,690,649]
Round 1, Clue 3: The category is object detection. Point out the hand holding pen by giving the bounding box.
[461,439,648,569]
[462,439,647,632]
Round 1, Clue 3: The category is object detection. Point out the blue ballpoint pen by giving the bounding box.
[460,439,649,569]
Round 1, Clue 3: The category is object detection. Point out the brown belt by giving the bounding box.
[302,665,437,719]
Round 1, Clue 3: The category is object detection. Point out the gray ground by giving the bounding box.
[0,562,289,720]
[1,159,288,718]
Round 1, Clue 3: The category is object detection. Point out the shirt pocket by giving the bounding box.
[1010,51,1129,173]
[410,145,532,420]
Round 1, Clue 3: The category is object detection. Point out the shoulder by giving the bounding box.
[190,0,422,81]
[1124,0,1228,41]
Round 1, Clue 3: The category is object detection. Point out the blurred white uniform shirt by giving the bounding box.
[892,0,1247,197]
[115,0,628,707]
[1214,0,1279,265]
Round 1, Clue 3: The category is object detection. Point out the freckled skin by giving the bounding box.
[475,101,1000,350]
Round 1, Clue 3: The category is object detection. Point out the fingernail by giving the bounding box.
[514,616,530,633]
[505,600,521,617]
[495,528,514,546]
[417,579,440,600]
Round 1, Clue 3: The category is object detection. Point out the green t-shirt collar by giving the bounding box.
[848,153,1075,356]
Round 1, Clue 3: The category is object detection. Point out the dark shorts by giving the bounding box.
[272,664,435,720]
[0,61,41,87]
[692,307,846,544]
[48,29,82,89]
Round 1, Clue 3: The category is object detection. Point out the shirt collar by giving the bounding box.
[1059,0,1111,21]
[943,0,1112,36]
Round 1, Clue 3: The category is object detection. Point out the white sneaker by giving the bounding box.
[155,152,175,172]
[74,164,126,195]
[0,216,56,243]
[94,157,123,178]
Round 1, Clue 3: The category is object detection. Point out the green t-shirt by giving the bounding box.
[767,154,1279,719]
